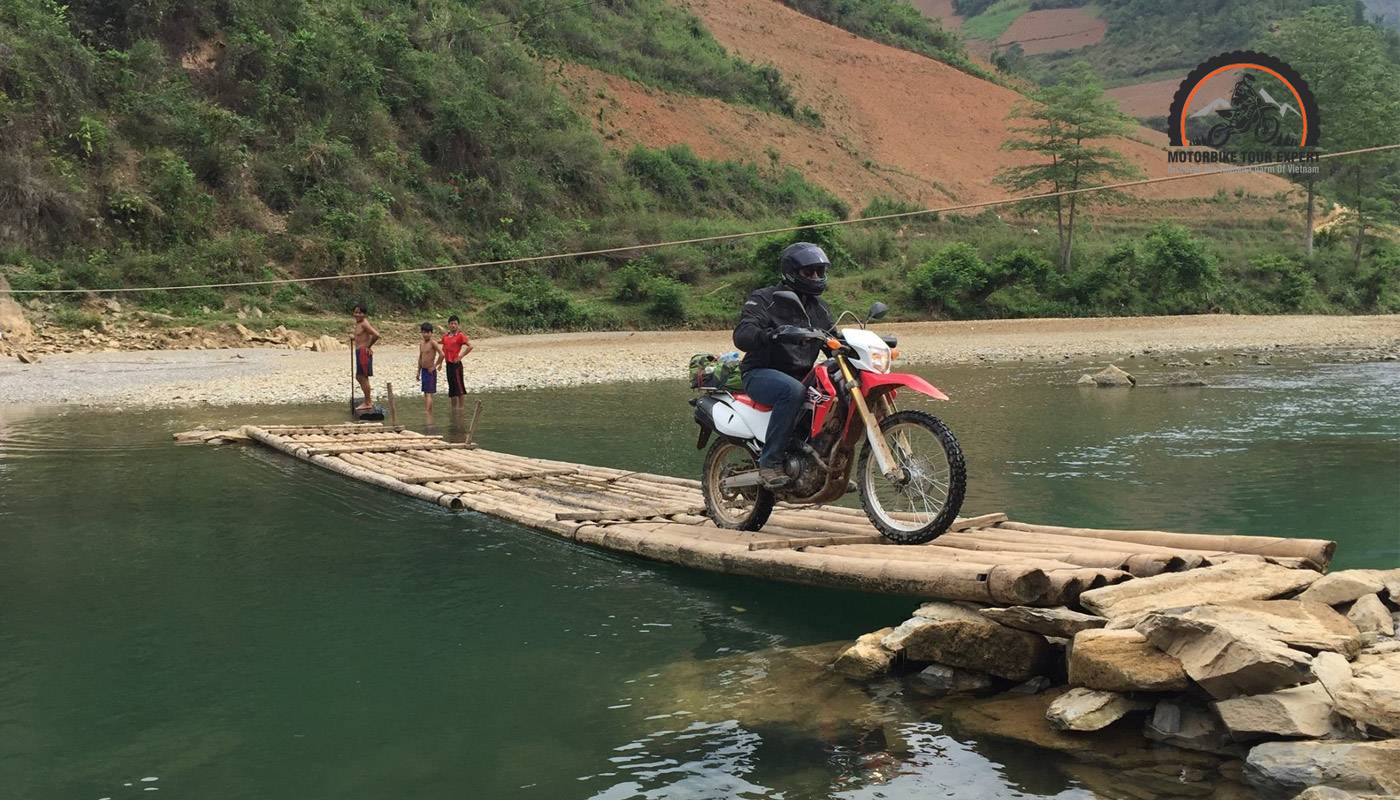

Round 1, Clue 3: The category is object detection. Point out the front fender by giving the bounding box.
[860,371,949,401]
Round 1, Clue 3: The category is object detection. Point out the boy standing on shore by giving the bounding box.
[441,314,473,410]
[418,322,444,414]
[351,304,380,412]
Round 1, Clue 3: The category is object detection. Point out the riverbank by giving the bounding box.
[2,314,1398,408]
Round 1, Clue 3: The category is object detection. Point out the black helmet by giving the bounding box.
[779,242,830,295]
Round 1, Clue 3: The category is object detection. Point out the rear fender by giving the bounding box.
[859,371,949,401]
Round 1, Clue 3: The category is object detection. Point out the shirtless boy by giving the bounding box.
[418,322,445,414]
[351,304,380,411]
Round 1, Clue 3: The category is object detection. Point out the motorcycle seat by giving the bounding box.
[732,394,773,412]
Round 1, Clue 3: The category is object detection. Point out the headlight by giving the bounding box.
[868,347,891,373]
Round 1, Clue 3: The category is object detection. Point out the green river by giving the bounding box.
[2,357,1397,799]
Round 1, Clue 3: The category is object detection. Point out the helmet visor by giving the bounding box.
[798,264,828,282]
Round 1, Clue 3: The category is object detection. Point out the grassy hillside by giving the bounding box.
[0,0,841,324]
[0,0,1396,338]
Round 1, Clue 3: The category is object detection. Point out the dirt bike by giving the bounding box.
[690,294,966,544]
[1206,103,1282,147]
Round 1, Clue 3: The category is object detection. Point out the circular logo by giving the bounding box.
[1167,50,1320,149]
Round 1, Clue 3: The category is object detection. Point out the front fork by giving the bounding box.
[838,357,905,482]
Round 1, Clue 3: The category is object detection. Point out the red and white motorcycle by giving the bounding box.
[691,296,966,544]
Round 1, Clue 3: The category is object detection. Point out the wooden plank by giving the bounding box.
[748,534,886,551]
[303,441,479,456]
[555,505,706,523]
[950,512,1009,531]
[404,468,578,484]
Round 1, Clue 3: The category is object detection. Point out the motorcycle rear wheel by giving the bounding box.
[702,439,775,531]
[858,410,966,544]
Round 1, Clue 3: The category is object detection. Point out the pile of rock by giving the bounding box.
[831,563,1400,798]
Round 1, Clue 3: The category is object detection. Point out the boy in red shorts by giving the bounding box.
[441,315,473,410]
[351,303,380,412]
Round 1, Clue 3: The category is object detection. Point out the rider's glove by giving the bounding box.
[771,325,807,343]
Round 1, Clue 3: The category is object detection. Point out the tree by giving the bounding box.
[995,61,1141,271]
[1265,8,1400,264]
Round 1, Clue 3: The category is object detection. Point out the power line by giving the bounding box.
[4,143,1397,295]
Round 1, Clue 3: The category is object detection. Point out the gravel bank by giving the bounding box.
[2,315,1397,408]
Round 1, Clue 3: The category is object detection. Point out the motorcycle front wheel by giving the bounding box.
[858,410,966,544]
[702,439,775,531]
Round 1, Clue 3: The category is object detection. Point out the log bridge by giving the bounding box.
[182,422,1336,608]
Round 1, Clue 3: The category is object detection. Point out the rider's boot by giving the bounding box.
[759,465,790,489]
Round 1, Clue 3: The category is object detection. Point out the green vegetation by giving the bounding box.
[0,0,841,330]
[779,0,995,81]
[956,0,1030,41]
[996,62,1141,270]
[1265,7,1400,264]
[1,0,1393,338]
[471,0,811,118]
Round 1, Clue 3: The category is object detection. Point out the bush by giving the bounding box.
[487,273,587,332]
[910,242,991,315]
[1140,224,1221,313]
[612,260,657,302]
[646,276,687,321]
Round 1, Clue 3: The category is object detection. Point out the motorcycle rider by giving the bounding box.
[732,242,835,488]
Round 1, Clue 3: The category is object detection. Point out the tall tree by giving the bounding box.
[995,61,1141,271]
[1266,7,1400,264]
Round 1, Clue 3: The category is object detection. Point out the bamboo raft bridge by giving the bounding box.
[180,422,1337,607]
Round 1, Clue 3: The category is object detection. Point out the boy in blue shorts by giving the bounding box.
[418,322,444,414]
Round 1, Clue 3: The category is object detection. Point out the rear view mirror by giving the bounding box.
[868,301,889,320]
[774,290,802,306]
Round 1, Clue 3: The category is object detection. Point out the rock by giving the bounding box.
[1079,561,1320,624]
[0,276,34,341]
[1067,628,1189,692]
[1145,699,1241,755]
[310,334,345,352]
[1289,787,1365,800]
[1075,373,1096,385]
[1346,594,1393,637]
[1139,600,1362,658]
[1213,683,1338,740]
[1138,609,1318,699]
[15,349,38,364]
[1046,687,1151,731]
[1087,364,1135,387]
[1244,740,1400,795]
[1007,675,1052,694]
[979,606,1106,639]
[1310,652,1352,697]
[1360,639,1400,655]
[1333,652,1400,736]
[832,627,895,680]
[251,306,263,319]
[101,298,121,314]
[1165,371,1208,387]
[911,663,995,697]
[233,322,255,341]
[881,602,1053,681]
[1298,570,1388,607]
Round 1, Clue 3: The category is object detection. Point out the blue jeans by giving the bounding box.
[742,368,806,468]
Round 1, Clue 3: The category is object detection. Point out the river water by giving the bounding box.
[1,356,1397,799]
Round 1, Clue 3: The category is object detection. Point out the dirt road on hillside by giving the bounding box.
[2,315,1396,408]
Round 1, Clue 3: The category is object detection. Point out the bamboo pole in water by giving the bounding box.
[992,521,1334,570]
[243,427,465,510]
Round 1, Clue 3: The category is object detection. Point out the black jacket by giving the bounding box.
[733,286,834,381]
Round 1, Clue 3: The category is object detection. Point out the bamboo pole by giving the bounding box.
[242,427,464,510]
[992,521,1334,570]
[386,381,398,426]
[465,400,483,446]
[302,441,478,456]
